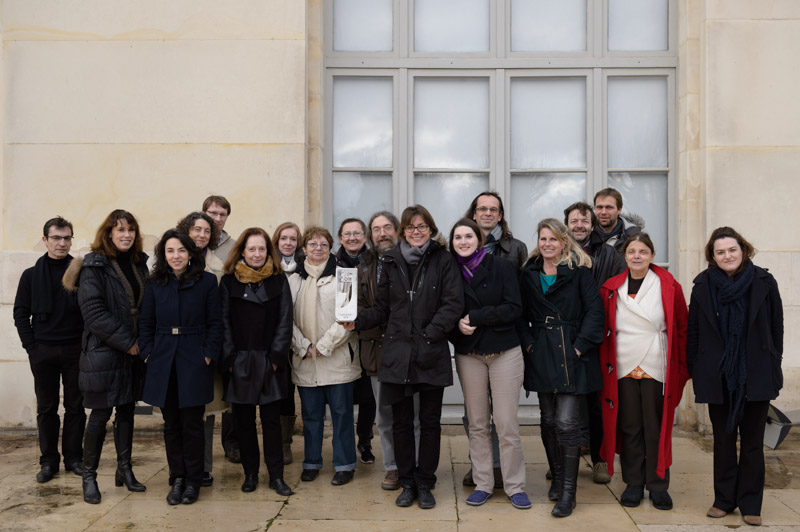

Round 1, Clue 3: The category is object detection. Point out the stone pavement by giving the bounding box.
[1,426,799,531]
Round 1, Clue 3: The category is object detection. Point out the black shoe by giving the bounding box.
[166,478,184,506]
[357,444,375,464]
[269,478,294,496]
[181,485,200,504]
[621,485,644,507]
[331,470,354,485]
[113,422,146,492]
[462,468,476,487]
[241,473,258,493]
[36,464,57,483]
[65,461,84,476]
[225,448,242,464]
[300,469,319,482]
[201,472,213,487]
[417,487,436,509]
[395,486,417,507]
[649,490,673,510]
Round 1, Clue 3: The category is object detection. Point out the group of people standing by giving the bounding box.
[14,189,783,525]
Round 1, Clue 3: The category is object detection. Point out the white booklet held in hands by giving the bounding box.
[335,267,358,322]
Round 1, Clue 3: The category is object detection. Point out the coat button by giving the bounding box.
[243,293,248,298]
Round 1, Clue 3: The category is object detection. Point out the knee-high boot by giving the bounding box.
[114,421,146,492]
[541,426,562,502]
[280,415,296,465]
[82,429,105,504]
[552,446,580,517]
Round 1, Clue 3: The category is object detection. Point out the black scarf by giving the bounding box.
[30,254,72,322]
[708,261,755,433]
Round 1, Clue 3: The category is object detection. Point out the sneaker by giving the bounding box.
[466,490,492,506]
[381,470,400,491]
[649,490,673,511]
[592,462,611,484]
[620,485,644,507]
[509,492,532,510]
[357,444,375,464]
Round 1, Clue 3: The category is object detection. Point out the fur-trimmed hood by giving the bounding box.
[62,253,86,292]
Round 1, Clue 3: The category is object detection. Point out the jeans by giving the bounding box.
[298,382,357,472]
[538,392,580,448]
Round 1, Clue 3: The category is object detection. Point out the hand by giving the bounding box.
[305,345,316,359]
[205,357,211,366]
[127,342,139,356]
[272,363,278,372]
[574,347,582,358]
[340,321,355,331]
[458,315,476,336]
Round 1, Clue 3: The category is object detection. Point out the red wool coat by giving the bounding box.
[598,265,690,479]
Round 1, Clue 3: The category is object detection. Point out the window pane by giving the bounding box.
[414,78,489,169]
[608,0,668,51]
[414,173,489,237]
[608,76,667,168]
[509,173,586,251]
[333,77,393,168]
[511,78,586,169]
[511,0,586,52]
[333,0,393,52]
[415,0,489,52]
[333,172,393,233]
[608,172,667,261]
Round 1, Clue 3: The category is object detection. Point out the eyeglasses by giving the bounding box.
[205,210,228,219]
[47,235,73,242]
[372,224,394,235]
[341,231,364,239]
[475,206,500,214]
[307,242,330,250]
[404,224,429,234]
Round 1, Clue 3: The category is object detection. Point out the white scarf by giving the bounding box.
[615,269,667,383]
[295,260,327,345]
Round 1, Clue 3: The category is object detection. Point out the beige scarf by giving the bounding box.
[295,259,327,345]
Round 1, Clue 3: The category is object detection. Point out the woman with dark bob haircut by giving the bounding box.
[687,227,783,527]
[62,209,148,504]
[139,229,223,505]
[220,227,294,496]
[598,233,689,512]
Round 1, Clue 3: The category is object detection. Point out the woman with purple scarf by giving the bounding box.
[449,218,530,510]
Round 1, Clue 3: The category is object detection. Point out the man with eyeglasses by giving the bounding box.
[203,195,235,263]
[465,192,528,270]
[335,218,379,468]
[13,217,86,483]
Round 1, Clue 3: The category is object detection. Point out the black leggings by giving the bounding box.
[86,403,135,434]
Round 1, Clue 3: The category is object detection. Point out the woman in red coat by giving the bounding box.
[598,233,689,511]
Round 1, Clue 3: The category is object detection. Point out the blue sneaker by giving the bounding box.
[509,492,531,509]
[466,490,492,506]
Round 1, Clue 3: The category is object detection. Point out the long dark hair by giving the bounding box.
[149,229,205,285]
[223,227,281,276]
[90,209,144,263]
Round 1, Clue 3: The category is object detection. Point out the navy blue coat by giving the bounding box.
[687,265,784,404]
[138,272,223,409]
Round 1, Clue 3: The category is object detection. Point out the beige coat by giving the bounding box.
[288,271,361,387]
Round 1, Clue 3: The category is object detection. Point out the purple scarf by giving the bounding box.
[456,247,487,283]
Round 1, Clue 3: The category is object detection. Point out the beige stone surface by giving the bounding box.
[792,252,800,306]
[270,521,458,532]
[5,40,305,144]
[0,361,36,427]
[705,20,800,147]
[782,308,800,369]
[3,0,305,41]
[706,0,800,20]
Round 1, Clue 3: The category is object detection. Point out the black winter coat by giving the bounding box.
[76,252,148,409]
[517,258,604,394]
[355,240,463,388]
[138,272,223,409]
[687,265,784,404]
[219,272,293,405]
[451,254,522,355]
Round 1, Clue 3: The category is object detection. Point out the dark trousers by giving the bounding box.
[708,398,769,516]
[538,392,581,448]
[392,387,444,489]
[161,367,205,488]
[618,377,669,491]
[87,403,134,434]
[232,401,284,480]
[220,371,239,453]
[354,371,376,448]
[579,391,605,464]
[279,380,296,417]
[29,342,85,467]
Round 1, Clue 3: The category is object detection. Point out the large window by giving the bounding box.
[325,0,676,264]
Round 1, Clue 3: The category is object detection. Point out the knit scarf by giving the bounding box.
[483,225,503,255]
[455,247,486,283]
[295,259,328,345]
[708,261,755,434]
[110,253,146,336]
[400,239,430,265]
[234,257,275,285]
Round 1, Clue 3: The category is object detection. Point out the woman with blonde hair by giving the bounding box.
[517,218,604,517]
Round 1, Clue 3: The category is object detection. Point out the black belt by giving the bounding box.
[156,326,204,336]
[532,316,576,328]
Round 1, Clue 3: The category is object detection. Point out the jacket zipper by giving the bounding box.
[557,312,570,387]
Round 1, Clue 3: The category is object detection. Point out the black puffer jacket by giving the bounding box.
[517,257,604,395]
[355,240,463,387]
[72,252,148,409]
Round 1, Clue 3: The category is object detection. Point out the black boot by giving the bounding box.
[541,426,562,502]
[114,421,146,492]
[82,429,105,504]
[280,415,296,465]
[551,446,580,517]
[269,478,294,496]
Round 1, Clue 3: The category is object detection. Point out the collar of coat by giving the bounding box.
[295,254,337,280]
[335,245,374,271]
[603,264,674,292]
[521,256,578,295]
[62,251,149,292]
